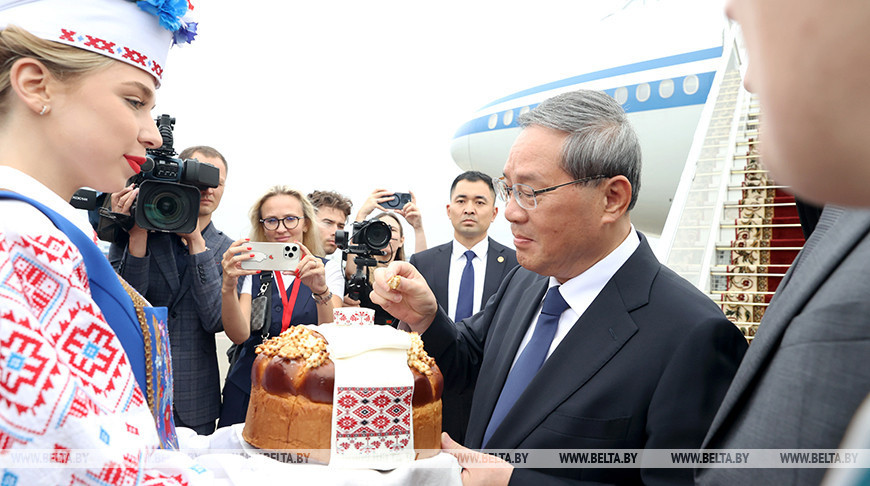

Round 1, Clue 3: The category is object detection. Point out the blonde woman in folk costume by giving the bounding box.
[0,0,212,483]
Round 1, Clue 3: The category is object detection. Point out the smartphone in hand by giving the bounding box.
[240,242,302,271]
[382,192,412,209]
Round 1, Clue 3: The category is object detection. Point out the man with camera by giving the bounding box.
[308,190,353,307]
[308,190,353,258]
[370,89,747,485]
[408,170,518,443]
[111,145,233,435]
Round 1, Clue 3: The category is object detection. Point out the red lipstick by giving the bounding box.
[125,155,146,174]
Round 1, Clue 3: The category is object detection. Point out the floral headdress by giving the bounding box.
[0,0,199,86]
[130,0,197,45]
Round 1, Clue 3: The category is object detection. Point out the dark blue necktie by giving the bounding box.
[482,285,570,447]
[455,250,476,322]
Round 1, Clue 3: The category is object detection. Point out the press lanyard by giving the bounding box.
[273,271,301,333]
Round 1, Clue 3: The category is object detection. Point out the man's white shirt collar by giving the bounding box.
[451,238,489,262]
[553,226,641,315]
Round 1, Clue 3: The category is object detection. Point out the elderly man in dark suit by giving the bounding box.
[371,89,747,485]
[409,170,518,443]
[111,145,233,435]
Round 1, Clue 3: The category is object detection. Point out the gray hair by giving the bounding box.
[519,89,642,210]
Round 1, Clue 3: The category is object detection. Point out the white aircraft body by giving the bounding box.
[450,3,728,236]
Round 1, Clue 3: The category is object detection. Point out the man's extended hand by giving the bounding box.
[442,433,513,486]
[370,261,438,332]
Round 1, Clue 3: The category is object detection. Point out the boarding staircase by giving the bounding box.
[656,45,806,342]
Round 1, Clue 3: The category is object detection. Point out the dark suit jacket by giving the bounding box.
[423,233,747,485]
[698,207,870,486]
[409,237,518,443]
[113,222,233,427]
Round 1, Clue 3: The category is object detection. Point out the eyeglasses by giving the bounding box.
[493,175,608,209]
[260,216,304,230]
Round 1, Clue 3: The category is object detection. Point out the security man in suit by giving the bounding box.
[409,170,518,443]
[371,89,747,485]
[111,145,233,435]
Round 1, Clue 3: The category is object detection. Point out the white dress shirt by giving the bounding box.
[511,227,641,370]
[447,238,490,321]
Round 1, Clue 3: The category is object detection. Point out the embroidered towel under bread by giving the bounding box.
[312,324,416,469]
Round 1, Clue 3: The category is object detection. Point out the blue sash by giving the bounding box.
[0,191,178,448]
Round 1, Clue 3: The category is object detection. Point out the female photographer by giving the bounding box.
[0,0,203,482]
[344,211,412,326]
[218,185,342,427]
[353,188,428,254]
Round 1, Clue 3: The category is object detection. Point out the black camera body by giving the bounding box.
[335,219,392,300]
[382,192,412,210]
[128,114,219,233]
[335,219,391,255]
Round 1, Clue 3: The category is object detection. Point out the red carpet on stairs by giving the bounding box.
[721,147,806,339]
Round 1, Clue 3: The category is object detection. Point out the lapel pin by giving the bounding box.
[498,256,505,263]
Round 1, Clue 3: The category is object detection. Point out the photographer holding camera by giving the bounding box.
[351,188,428,256]
[342,211,412,326]
[111,144,233,435]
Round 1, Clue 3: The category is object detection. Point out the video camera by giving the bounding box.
[335,219,392,301]
[71,114,220,239]
[128,114,219,233]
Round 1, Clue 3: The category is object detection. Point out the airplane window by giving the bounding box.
[503,110,514,126]
[488,114,498,130]
[659,79,674,98]
[614,87,628,105]
[636,83,650,102]
[519,106,531,117]
[683,75,699,95]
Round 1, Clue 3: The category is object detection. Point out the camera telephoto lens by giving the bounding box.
[144,190,187,229]
[357,220,391,250]
[135,180,203,233]
[365,221,393,250]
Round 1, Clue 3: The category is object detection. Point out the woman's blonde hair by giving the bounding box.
[0,26,115,117]
[248,185,325,257]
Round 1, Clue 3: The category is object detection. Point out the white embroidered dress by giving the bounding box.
[0,167,207,485]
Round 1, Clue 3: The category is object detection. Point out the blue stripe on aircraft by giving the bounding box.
[481,46,723,109]
[453,71,716,139]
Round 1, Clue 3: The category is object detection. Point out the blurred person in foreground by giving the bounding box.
[0,0,212,483]
[371,89,748,485]
[697,1,870,485]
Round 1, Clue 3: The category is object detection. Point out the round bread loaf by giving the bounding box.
[242,325,443,464]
